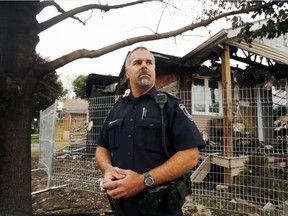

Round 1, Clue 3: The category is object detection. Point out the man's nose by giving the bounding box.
[141,61,148,68]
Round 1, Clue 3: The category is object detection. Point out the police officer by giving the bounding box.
[96,46,206,216]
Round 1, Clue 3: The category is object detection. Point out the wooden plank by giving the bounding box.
[231,166,246,177]
[210,155,229,167]
[221,44,233,157]
[191,156,211,183]
[229,156,249,168]
[221,44,234,185]
[209,154,249,168]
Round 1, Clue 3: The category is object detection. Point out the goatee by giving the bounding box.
[137,78,152,87]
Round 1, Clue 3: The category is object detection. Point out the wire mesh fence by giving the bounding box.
[38,86,287,215]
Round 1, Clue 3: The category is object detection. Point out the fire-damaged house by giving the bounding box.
[86,21,287,185]
[37,19,287,214]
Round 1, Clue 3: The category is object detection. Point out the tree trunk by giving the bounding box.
[0,97,33,216]
[0,2,40,215]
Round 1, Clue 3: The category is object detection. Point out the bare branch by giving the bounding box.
[82,9,94,25]
[125,26,156,34]
[38,0,161,33]
[38,0,94,26]
[38,1,69,14]
[40,1,276,76]
[156,3,167,33]
[38,1,56,14]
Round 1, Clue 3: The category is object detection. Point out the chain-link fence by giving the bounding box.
[38,99,58,189]
[37,85,287,215]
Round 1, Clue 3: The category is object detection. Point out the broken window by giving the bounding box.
[192,78,222,115]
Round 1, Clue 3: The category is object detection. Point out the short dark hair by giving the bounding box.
[125,46,153,68]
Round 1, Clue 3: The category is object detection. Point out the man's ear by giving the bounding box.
[125,68,129,79]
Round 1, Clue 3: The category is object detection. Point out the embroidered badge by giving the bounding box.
[179,104,193,121]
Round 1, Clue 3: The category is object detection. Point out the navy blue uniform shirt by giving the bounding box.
[96,86,206,174]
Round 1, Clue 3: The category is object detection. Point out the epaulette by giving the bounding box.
[115,95,128,104]
[111,95,127,109]
[158,91,181,101]
[113,89,130,104]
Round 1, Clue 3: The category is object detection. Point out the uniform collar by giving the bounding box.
[146,86,158,99]
[127,86,158,102]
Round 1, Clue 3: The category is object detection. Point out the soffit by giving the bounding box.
[182,20,288,66]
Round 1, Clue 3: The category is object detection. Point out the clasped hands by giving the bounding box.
[102,167,145,199]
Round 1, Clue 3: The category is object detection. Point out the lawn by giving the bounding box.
[31,134,39,143]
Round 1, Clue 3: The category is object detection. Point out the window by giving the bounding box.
[192,78,222,115]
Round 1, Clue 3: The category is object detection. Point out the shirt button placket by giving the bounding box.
[127,105,137,161]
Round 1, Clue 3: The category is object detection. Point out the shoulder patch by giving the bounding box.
[179,104,193,121]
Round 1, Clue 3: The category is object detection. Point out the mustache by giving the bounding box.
[138,74,151,79]
[139,69,151,77]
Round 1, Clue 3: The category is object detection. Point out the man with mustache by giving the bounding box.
[96,46,206,216]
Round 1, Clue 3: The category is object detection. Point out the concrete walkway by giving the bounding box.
[31,143,39,152]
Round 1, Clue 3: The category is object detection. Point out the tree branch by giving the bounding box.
[38,0,161,33]
[38,1,56,14]
[38,0,86,25]
[40,1,277,76]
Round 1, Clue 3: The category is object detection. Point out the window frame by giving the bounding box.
[191,77,223,116]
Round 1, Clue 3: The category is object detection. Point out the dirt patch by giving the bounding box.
[31,157,111,215]
[31,156,244,216]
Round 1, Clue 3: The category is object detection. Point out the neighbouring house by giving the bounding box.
[61,99,89,145]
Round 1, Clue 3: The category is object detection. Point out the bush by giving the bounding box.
[234,148,288,205]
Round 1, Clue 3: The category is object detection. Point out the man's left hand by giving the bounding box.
[102,167,145,199]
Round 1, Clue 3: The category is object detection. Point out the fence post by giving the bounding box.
[284,200,288,216]
[221,44,234,185]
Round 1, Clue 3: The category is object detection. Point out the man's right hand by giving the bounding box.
[102,166,125,184]
[103,167,146,199]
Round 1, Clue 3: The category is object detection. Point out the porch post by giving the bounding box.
[221,44,234,185]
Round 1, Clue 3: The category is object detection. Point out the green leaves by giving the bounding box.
[72,74,88,99]
[237,1,288,44]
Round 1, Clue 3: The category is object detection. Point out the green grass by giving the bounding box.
[31,134,39,143]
